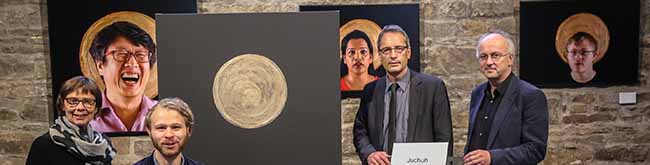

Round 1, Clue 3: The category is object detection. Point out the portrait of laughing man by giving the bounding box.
[89,21,158,133]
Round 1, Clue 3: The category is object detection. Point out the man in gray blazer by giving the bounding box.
[353,25,453,165]
[464,30,548,165]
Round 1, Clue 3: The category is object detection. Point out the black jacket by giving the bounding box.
[465,75,549,164]
[26,133,105,165]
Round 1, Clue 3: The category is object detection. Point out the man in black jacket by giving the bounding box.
[463,30,548,165]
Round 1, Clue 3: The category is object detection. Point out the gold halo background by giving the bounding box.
[212,54,288,129]
[339,19,382,70]
[79,11,158,98]
[555,13,610,64]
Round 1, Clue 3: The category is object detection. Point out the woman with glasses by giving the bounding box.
[27,76,116,164]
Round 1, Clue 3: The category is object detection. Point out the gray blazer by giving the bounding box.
[353,70,453,165]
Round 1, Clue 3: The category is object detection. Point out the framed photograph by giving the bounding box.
[520,0,640,88]
[47,0,196,136]
[301,4,420,98]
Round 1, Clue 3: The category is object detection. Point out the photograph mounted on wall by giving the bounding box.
[47,0,197,136]
[520,0,640,88]
[300,4,420,98]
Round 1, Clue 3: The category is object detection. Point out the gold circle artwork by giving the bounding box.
[340,19,382,70]
[212,54,288,129]
[555,13,609,64]
[79,11,158,98]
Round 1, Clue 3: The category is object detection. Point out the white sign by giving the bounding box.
[391,142,448,165]
[619,92,637,105]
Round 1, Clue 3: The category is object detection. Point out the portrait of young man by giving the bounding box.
[88,21,158,133]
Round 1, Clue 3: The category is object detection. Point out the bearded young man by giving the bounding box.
[135,97,203,165]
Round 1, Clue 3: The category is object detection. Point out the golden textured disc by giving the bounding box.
[555,13,609,64]
[339,19,382,70]
[213,54,288,129]
[79,11,158,98]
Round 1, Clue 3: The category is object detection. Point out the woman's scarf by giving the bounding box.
[49,116,116,164]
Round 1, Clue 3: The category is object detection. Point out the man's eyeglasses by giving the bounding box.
[567,49,596,58]
[379,46,408,55]
[345,48,371,59]
[479,53,509,62]
[65,97,96,108]
[107,49,152,63]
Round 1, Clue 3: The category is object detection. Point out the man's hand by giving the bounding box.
[367,151,391,165]
[464,149,491,165]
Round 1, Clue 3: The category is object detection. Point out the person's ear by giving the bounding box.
[406,47,412,60]
[96,61,105,75]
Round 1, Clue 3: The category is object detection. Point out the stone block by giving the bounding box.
[492,16,517,35]
[440,74,484,94]
[547,97,562,125]
[111,137,131,155]
[0,155,26,165]
[571,93,596,105]
[593,105,618,112]
[0,108,19,121]
[0,55,35,79]
[0,132,36,155]
[19,99,48,122]
[595,145,648,162]
[0,28,43,37]
[543,145,593,164]
[200,1,296,14]
[426,46,479,75]
[0,81,47,98]
[562,114,589,124]
[568,104,587,114]
[588,113,616,123]
[621,113,642,122]
[583,135,605,144]
[134,138,153,157]
[341,98,360,124]
[638,91,650,104]
[563,113,615,124]
[341,124,355,155]
[451,100,469,129]
[469,0,514,17]
[342,156,361,165]
[422,0,470,20]
[0,4,42,29]
[597,92,619,105]
[18,123,48,132]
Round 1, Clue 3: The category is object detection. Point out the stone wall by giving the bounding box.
[0,0,648,164]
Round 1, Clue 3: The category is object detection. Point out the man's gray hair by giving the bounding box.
[377,24,411,49]
[145,97,195,129]
[476,29,516,58]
